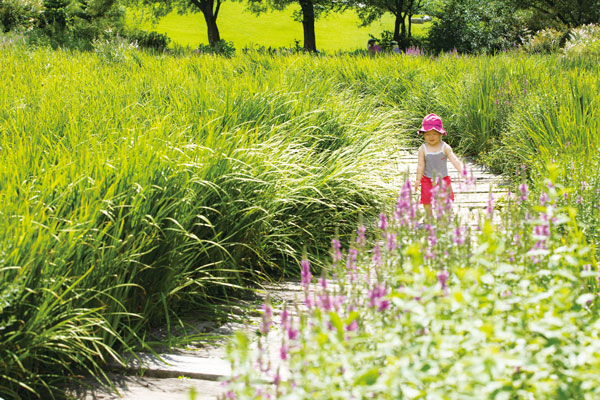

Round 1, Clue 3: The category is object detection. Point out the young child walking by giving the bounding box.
[414,113,464,216]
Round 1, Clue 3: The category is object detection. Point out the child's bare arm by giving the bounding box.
[415,146,425,191]
[445,145,463,178]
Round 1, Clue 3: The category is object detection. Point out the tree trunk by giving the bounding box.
[192,0,222,47]
[393,12,402,42]
[299,0,317,51]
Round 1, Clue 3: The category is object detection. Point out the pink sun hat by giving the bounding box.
[418,113,447,135]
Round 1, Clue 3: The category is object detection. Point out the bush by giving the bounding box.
[562,24,600,60]
[521,28,566,54]
[92,33,140,63]
[195,39,236,57]
[426,0,526,54]
[0,0,41,32]
[122,28,170,51]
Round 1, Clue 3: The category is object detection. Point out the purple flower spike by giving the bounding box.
[331,238,342,263]
[487,192,494,218]
[386,233,397,252]
[356,225,367,247]
[301,259,312,289]
[346,320,358,331]
[280,343,289,361]
[260,301,273,334]
[519,183,529,203]
[368,284,389,311]
[437,270,449,291]
[379,213,388,230]
[281,305,289,329]
[372,242,382,266]
[346,248,358,272]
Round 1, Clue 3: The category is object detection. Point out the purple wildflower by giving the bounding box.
[386,233,397,251]
[487,192,494,219]
[346,248,358,272]
[519,183,529,203]
[301,259,312,289]
[372,242,382,266]
[280,343,289,360]
[259,301,273,334]
[331,238,342,263]
[437,270,449,292]
[356,225,366,247]
[454,226,466,245]
[379,213,388,230]
[346,320,359,331]
[368,283,390,311]
[288,326,299,341]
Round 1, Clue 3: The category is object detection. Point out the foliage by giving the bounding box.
[508,0,600,28]
[521,27,565,54]
[0,46,401,398]
[195,38,235,56]
[348,0,424,48]
[562,24,600,61]
[122,27,171,50]
[92,32,141,62]
[27,0,126,49]
[0,0,42,32]
[426,0,526,54]
[226,174,600,399]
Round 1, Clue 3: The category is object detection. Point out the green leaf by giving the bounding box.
[355,368,380,386]
[328,311,344,341]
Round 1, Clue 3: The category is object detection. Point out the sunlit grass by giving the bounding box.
[1,38,598,398]
[135,3,431,51]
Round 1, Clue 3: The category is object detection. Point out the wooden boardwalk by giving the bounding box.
[69,149,509,400]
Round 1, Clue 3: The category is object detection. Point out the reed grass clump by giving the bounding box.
[0,46,401,398]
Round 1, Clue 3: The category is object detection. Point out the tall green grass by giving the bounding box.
[1,38,599,398]
[0,45,403,398]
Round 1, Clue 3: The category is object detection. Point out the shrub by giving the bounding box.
[92,32,140,63]
[1,0,41,32]
[195,39,236,57]
[521,28,565,54]
[426,0,526,54]
[562,24,600,60]
[122,28,170,51]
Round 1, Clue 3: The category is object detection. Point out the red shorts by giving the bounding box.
[420,176,454,205]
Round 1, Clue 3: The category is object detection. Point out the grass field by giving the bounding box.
[134,3,431,51]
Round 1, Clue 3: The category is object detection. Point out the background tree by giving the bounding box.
[246,0,342,51]
[349,0,423,49]
[427,0,526,53]
[133,0,241,47]
[507,0,600,29]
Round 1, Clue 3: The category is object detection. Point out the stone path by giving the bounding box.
[68,149,509,400]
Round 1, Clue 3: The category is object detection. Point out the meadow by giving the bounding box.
[1,34,599,398]
[133,3,431,51]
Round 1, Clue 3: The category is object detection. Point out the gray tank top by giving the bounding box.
[423,142,449,178]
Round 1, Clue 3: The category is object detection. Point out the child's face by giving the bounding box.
[423,130,442,146]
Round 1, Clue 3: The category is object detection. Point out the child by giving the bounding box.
[414,113,463,216]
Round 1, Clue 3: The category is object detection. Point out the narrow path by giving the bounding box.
[69,150,509,400]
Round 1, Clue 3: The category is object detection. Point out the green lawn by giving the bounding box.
[138,3,430,52]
